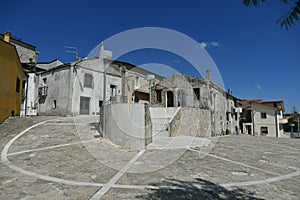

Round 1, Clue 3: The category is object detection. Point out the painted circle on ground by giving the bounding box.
[83,27,224,173]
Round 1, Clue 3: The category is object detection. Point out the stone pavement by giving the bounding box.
[0,115,300,199]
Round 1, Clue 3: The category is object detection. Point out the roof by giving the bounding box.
[240,100,285,112]
[0,39,24,76]
[0,33,36,51]
[112,60,164,81]
[37,59,61,64]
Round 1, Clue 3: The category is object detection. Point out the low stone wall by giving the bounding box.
[170,107,211,137]
[103,103,152,149]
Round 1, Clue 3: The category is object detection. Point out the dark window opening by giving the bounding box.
[261,126,268,135]
[261,112,267,119]
[16,77,20,93]
[43,78,47,84]
[22,80,26,98]
[110,85,116,97]
[193,88,200,100]
[53,100,57,109]
[156,90,162,102]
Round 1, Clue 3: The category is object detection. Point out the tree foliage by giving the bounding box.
[243,0,300,30]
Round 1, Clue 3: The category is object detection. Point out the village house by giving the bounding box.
[0,32,39,64]
[0,37,24,122]
[0,32,43,117]
[35,43,162,116]
[122,61,164,104]
[150,70,242,137]
[240,100,288,137]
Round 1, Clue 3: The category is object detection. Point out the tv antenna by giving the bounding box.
[168,60,180,87]
[65,46,78,60]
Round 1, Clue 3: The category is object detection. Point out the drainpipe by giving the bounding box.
[251,110,255,136]
[275,109,279,137]
[25,74,29,116]
[102,59,107,138]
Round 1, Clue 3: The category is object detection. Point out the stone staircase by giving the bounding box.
[151,117,170,137]
[149,107,180,137]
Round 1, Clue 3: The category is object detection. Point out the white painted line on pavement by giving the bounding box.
[90,149,145,200]
[44,123,91,126]
[7,139,98,156]
[1,119,103,187]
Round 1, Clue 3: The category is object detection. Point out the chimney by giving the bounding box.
[206,69,211,81]
[100,41,104,52]
[98,41,105,58]
[4,31,11,43]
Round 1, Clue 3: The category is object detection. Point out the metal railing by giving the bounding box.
[38,86,48,97]
[110,95,127,104]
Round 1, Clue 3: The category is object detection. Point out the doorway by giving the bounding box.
[166,91,174,107]
[80,96,90,115]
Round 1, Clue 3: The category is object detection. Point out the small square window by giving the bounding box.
[261,112,267,119]
[261,126,268,135]
[84,73,93,88]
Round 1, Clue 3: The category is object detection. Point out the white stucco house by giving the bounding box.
[240,100,288,137]
[36,44,126,116]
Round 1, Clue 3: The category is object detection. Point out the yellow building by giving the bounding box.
[0,37,24,122]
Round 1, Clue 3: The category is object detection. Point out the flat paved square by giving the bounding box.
[1,116,299,199]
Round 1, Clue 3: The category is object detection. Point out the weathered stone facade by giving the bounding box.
[151,73,241,136]
[170,107,211,137]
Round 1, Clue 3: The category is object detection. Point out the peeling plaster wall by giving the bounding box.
[170,107,211,137]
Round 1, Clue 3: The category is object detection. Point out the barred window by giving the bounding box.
[84,73,93,88]
[261,126,268,135]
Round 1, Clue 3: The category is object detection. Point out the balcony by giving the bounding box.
[279,118,288,124]
[235,107,242,113]
[38,86,48,97]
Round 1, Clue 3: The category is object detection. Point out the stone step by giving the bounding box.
[152,130,170,137]
[152,123,168,131]
[151,118,170,124]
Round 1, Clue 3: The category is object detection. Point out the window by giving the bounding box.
[226,112,230,121]
[110,85,116,97]
[261,112,267,119]
[22,80,26,98]
[261,126,268,135]
[135,76,140,89]
[156,90,162,102]
[16,77,20,93]
[52,100,57,109]
[84,73,93,88]
[43,78,47,85]
[193,88,200,100]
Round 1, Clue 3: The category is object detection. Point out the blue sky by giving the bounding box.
[1,0,299,112]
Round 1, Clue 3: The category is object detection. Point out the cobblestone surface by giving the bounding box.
[1,116,300,199]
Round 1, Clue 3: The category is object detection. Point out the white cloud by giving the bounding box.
[199,41,221,48]
[256,83,262,90]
